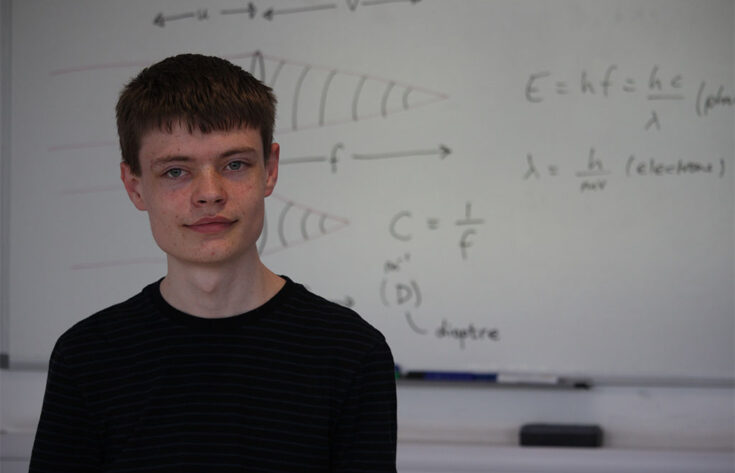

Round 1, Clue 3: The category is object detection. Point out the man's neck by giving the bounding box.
[159,257,285,318]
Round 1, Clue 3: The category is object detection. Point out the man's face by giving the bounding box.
[121,124,279,268]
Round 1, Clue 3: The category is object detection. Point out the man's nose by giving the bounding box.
[193,169,226,205]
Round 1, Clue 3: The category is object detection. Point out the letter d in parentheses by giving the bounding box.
[396,283,413,306]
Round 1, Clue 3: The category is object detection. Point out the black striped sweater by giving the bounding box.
[30,277,397,472]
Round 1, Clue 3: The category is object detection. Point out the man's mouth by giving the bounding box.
[185,217,236,234]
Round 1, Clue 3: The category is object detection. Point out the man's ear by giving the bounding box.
[264,142,280,197]
[120,162,147,211]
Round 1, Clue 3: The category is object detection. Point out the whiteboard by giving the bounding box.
[5,0,734,381]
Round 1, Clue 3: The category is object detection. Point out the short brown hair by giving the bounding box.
[116,54,277,175]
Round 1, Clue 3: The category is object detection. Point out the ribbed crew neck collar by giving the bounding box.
[144,276,295,330]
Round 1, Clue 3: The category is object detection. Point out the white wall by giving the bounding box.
[0,0,8,364]
[3,372,735,446]
[2,370,734,470]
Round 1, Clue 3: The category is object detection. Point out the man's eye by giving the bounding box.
[165,168,184,178]
[227,161,246,171]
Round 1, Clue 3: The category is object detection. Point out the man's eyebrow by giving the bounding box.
[150,155,192,169]
[219,147,258,159]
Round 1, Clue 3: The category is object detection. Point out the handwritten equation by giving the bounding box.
[153,0,423,26]
[389,202,485,261]
[525,65,734,130]
[524,147,727,193]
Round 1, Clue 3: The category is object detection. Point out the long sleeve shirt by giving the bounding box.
[30,277,397,472]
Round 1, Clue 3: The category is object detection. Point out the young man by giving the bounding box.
[29,54,397,472]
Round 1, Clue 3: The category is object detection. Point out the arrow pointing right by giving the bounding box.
[352,144,451,161]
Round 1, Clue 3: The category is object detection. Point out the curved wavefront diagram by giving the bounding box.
[50,50,449,140]
[258,194,350,256]
[231,51,449,133]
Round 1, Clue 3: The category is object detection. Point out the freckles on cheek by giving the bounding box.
[149,205,182,245]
